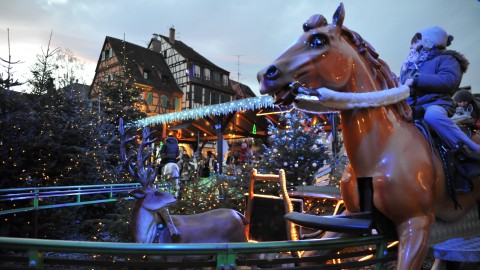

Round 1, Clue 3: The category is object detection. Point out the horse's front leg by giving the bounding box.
[396,215,434,270]
[339,165,360,212]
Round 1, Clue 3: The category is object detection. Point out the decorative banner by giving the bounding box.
[252,123,257,134]
[131,95,274,127]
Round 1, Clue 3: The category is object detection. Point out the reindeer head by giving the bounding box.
[129,188,176,211]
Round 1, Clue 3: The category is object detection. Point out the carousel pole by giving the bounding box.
[215,121,224,174]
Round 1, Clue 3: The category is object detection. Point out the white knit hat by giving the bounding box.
[417,26,453,49]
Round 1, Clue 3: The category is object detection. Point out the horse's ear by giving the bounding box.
[303,14,327,32]
[332,2,345,29]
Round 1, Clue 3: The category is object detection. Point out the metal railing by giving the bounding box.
[0,184,396,269]
[0,235,396,269]
[0,183,149,215]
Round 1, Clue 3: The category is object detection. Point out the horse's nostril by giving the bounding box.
[265,65,279,80]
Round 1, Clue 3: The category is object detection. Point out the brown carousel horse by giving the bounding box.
[257,3,480,270]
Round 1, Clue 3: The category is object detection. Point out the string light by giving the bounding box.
[133,96,274,127]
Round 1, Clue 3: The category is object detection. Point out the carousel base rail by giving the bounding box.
[0,235,396,269]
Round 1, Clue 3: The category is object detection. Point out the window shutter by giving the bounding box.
[147,92,153,105]
[175,98,180,110]
[161,95,168,108]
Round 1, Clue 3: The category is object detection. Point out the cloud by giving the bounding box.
[1,0,479,94]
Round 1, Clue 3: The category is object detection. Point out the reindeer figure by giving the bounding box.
[119,118,181,240]
[118,119,248,249]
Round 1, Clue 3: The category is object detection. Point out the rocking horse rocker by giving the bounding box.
[257,3,480,270]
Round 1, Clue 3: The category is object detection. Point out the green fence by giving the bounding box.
[0,183,144,215]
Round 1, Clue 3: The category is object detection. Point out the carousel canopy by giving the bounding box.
[131,96,284,142]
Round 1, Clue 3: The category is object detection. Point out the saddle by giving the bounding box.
[415,120,480,208]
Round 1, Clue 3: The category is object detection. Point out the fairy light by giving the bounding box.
[133,96,274,127]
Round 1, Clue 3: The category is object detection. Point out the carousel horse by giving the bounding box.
[257,3,480,270]
[163,162,181,197]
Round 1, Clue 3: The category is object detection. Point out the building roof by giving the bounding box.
[60,82,90,98]
[101,36,182,94]
[230,79,257,99]
[158,34,229,74]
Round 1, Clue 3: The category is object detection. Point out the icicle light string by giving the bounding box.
[130,95,275,128]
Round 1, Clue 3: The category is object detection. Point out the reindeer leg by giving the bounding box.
[159,207,181,242]
[396,215,434,270]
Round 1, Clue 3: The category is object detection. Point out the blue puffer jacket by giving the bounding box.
[161,137,180,163]
[400,49,469,115]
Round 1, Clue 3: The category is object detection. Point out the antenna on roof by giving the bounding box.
[234,54,244,83]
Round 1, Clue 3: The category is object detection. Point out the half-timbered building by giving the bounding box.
[148,27,238,110]
[89,36,182,116]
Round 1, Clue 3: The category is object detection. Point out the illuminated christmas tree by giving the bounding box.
[257,110,331,187]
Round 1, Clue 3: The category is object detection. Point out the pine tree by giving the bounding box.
[0,34,123,239]
[257,110,331,187]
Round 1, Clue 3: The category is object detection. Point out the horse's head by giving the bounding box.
[258,3,384,106]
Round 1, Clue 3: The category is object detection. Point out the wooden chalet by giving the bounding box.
[89,36,182,116]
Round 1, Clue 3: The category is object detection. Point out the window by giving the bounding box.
[222,74,229,86]
[143,70,149,79]
[101,51,106,61]
[104,74,113,82]
[193,85,203,103]
[204,68,211,81]
[212,71,221,85]
[108,48,113,58]
[221,94,230,103]
[204,89,211,105]
[161,95,168,108]
[193,64,201,78]
[211,91,219,105]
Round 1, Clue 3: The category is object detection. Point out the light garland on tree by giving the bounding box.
[131,95,274,127]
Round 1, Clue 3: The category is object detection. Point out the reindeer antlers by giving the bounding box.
[118,118,158,188]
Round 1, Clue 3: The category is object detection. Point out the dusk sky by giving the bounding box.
[1,0,479,95]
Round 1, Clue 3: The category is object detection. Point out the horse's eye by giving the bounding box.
[308,34,328,48]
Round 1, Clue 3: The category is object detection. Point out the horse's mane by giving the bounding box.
[341,27,398,90]
[341,26,412,120]
[303,14,411,119]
